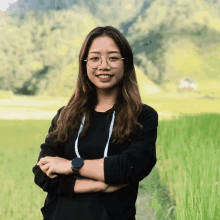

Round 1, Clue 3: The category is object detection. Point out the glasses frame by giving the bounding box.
[84,55,125,69]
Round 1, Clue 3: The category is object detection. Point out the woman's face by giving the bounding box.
[86,36,124,93]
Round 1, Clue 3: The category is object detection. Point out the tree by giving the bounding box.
[0,6,102,96]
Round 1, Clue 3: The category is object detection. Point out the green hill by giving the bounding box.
[164,40,220,82]
[135,65,164,95]
[1,0,220,97]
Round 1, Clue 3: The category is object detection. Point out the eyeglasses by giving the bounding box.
[84,55,124,69]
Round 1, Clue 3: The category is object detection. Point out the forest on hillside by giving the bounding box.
[1,0,220,97]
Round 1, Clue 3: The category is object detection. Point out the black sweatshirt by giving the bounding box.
[32,104,158,220]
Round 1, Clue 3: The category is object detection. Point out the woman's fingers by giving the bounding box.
[103,183,129,193]
[40,163,58,179]
[40,163,50,173]
[49,173,58,179]
[118,183,129,189]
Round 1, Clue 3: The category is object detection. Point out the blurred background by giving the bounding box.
[0,1,219,220]
[0,0,220,120]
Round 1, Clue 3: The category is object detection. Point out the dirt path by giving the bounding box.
[0,97,177,120]
[0,111,58,120]
[0,97,65,120]
[0,111,176,120]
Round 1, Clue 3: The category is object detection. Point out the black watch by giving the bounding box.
[71,158,84,176]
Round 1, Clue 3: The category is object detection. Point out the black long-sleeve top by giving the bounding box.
[32,104,158,220]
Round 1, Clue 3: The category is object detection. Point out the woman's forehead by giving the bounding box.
[88,36,120,53]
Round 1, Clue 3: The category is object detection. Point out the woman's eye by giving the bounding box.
[109,57,119,60]
[89,57,100,61]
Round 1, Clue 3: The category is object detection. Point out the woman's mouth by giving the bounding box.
[97,75,112,79]
[96,75,113,81]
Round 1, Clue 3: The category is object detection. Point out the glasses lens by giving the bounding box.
[87,56,101,69]
[87,55,123,69]
[107,55,123,68]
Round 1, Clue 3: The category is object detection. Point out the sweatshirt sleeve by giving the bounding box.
[32,106,77,198]
[104,105,158,184]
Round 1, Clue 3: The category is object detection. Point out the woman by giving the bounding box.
[32,26,158,220]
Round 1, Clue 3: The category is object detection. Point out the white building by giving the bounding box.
[178,77,198,91]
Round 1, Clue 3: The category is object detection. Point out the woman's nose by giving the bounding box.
[98,58,110,69]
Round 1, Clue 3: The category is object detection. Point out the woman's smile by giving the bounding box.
[96,74,113,81]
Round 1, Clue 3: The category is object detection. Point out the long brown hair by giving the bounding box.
[47,26,144,145]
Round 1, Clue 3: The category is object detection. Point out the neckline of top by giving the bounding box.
[93,106,114,115]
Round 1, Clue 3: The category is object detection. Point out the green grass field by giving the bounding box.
[1,113,219,220]
[155,114,220,220]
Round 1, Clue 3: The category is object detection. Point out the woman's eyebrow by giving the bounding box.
[90,51,120,54]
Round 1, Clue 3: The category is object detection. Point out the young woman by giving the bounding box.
[33,26,158,220]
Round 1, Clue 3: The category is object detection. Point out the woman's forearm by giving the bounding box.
[73,177,129,194]
[73,177,105,193]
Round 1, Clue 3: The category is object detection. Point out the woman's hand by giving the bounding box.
[102,183,129,193]
[37,156,73,179]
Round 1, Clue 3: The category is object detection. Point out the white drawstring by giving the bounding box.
[74,111,116,158]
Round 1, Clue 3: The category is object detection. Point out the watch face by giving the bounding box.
[72,158,83,169]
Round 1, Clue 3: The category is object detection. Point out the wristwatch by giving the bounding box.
[71,157,84,176]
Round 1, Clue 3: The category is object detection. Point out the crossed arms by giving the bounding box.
[37,156,129,194]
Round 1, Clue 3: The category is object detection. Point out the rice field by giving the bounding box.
[154,114,220,220]
[0,96,219,220]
